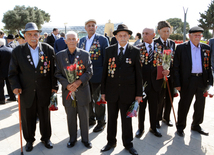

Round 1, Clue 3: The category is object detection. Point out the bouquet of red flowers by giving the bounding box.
[49,92,58,111]
[203,85,214,98]
[174,88,179,97]
[64,59,78,107]
[96,94,107,105]
[126,100,139,118]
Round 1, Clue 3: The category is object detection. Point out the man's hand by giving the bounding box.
[67,80,82,92]
[135,96,142,103]
[13,88,22,95]
[176,87,181,91]
[162,69,170,76]
[101,94,106,102]
[52,89,57,93]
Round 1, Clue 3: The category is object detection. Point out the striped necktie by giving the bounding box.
[148,44,153,62]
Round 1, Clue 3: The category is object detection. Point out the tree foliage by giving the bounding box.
[198,0,214,37]
[2,5,50,34]
[166,18,190,34]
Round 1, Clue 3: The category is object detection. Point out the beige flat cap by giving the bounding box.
[85,19,96,25]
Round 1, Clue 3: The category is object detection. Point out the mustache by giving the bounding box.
[31,40,37,42]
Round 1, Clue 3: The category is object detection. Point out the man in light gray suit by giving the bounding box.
[55,31,93,148]
[209,38,214,73]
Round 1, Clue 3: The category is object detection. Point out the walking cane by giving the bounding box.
[165,76,177,123]
[18,94,24,155]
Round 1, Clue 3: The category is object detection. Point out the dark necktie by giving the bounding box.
[119,47,124,62]
[148,44,153,62]
[163,41,167,49]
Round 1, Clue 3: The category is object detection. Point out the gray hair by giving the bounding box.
[65,31,78,40]
[0,38,5,46]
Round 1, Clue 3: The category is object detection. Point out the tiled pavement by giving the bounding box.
[0,85,214,155]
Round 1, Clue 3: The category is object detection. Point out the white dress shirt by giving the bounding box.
[145,42,154,53]
[28,43,39,68]
[190,41,203,73]
[160,37,168,47]
[118,43,128,55]
[85,33,96,52]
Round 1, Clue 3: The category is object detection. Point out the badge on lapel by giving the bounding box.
[126,58,132,64]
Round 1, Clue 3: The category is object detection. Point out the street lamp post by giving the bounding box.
[183,7,188,42]
[64,23,67,34]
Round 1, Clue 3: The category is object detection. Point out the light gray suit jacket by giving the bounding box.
[209,38,214,71]
[55,47,93,107]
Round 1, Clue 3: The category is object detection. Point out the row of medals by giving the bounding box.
[108,57,116,78]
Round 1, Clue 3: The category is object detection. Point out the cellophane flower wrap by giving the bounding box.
[49,92,58,111]
[126,100,139,118]
[96,94,107,105]
[64,58,78,107]
[162,49,172,88]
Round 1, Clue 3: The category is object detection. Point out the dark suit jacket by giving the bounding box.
[110,37,117,45]
[101,43,142,104]
[54,37,67,54]
[78,33,109,83]
[0,46,12,78]
[154,37,176,83]
[137,42,163,92]
[8,42,58,108]
[55,48,93,107]
[174,41,213,90]
[47,34,56,47]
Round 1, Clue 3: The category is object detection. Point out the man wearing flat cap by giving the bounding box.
[154,21,176,128]
[8,22,58,151]
[79,19,109,132]
[174,26,213,137]
[101,24,142,155]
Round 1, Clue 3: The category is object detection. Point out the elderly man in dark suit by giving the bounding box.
[135,28,169,138]
[154,21,176,128]
[174,26,213,137]
[101,24,142,155]
[0,39,16,104]
[54,32,67,54]
[47,28,59,47]
[55,31,93,149]
[8,22,58,152]
[79,19,109,132]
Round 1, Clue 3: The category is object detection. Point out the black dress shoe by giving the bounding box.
[127,147,138,155]
[176,130,185,137]
[101,143,116,152]
[162,119,173,127]
[135,129,144,138]
[0,100,5,104]
[82,141,92,148]
[149,128,162,137]
[156,122,161,128]
[67,140,76,148]
[89,120,96,126]
[191,126,209,136]
[42,140,53,149]
[6,98,17,102]
[25,142,33,152]
[93,124,105,132]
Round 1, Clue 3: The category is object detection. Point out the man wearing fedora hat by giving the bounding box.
[174,26,213,137]
[101,24,142,155]
[6,34,15,48]
[79,19,109,133]
[8,22,58,152]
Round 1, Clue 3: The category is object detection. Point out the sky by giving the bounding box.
[0,0,213,36]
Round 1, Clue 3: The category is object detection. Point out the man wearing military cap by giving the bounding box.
[8,22,58,151]
[174,26,213,137]
[101,24,142,155]
[78,19,109,132]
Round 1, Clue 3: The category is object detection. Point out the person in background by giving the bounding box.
[47,28,59,47]
[133,33,141,46]
[54,32,67,54]
[43,32,48,43]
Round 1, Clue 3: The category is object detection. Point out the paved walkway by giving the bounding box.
[0,85,214,155]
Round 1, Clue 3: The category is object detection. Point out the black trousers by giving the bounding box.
[0,77,15,101]
[138,86,159,131]
[21,92,51,142]
[176,76,206,131]
[107,101,133,149]
[89,82,106,125]
[157,78,174,122]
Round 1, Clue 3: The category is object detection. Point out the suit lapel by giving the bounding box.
[24,43,36,69]
[200,44,205,72]
[186,41,192,66]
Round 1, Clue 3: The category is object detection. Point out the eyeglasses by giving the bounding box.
[191,34,202,37]
[26,33,39,38]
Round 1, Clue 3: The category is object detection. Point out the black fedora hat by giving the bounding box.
[22,22,42,33]
[113,24,132,35]
[6,34,15,39]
